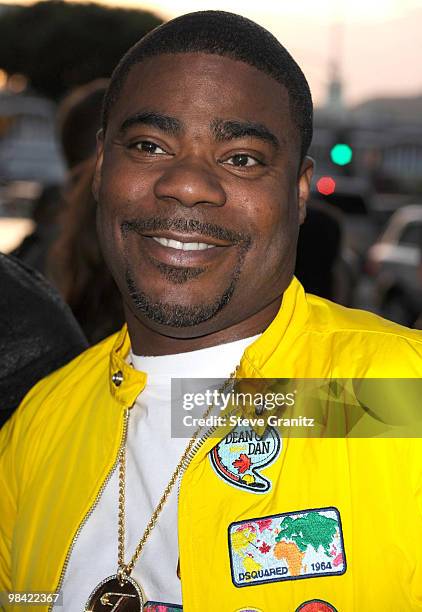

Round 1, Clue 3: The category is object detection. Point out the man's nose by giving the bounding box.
[153,158,226,208]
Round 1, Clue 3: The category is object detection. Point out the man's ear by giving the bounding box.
[92,129,105,203]
[297,155,314,225]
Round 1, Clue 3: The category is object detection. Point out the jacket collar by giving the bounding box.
[109,324,146,407]
[238,276,309,378]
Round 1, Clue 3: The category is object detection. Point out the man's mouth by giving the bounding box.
[121,219,252,272]
[151,237,216,251]
[134,231,233,270]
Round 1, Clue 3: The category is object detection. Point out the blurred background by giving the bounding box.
[0,0,421,342]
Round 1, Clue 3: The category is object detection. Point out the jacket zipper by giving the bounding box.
[177,400,237,499]
[178,422,219,496]
[48,408,130,612]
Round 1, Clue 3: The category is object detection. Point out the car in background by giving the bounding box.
[366,205,422,327]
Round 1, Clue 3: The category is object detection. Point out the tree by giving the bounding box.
[0,1,163,100]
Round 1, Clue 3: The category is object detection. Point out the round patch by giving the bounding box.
[295,600,337,612]
[210,424,281,493]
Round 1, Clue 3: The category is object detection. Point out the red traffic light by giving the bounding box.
[316,176,336,196]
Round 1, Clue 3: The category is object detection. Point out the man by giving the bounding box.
[1,11,421,612]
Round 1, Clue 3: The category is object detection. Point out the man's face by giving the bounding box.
[94,53,313,338]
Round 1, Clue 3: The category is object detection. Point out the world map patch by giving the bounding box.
[228,507,346,587]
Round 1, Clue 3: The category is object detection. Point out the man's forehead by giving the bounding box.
[125,51,288,89]
[111,53,293,135]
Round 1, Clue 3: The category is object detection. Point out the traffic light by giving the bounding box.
[329,129,354,176]
[330,143,353,166]
[316,176,336,196]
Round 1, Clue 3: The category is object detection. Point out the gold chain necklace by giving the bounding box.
[85,371,237,612]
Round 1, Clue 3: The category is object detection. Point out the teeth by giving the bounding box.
[152,237,216,250]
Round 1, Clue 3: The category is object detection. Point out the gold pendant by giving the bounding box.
[85,574,146,611]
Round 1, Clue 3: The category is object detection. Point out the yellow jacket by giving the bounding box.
[1,278,421,611]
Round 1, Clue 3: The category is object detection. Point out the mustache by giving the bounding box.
[121,217,252,246]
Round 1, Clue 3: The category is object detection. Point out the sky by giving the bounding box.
[1,0,421,106]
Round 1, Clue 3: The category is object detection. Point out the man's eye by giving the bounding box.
[225,154,260,167]
[133,141,167,155]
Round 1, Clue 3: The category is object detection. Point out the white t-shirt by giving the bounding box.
[57,335,259,611]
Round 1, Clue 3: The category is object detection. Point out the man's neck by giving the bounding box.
[125,295,283,356]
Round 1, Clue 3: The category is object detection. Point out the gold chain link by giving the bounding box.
[117,370,237,580]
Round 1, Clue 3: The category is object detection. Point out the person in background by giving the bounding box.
[47,157,125,343]
[295,201,342,301]
[0,252,87,428]
[47,79,125,343]
[57,79,109,184]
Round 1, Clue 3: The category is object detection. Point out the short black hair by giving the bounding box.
[102,11,313,158]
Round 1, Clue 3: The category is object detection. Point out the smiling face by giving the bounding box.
[94,53,313,351]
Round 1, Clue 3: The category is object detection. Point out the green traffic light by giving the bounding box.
[330,143,353,166]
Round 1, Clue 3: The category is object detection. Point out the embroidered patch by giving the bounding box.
[144,603,182,611]
[209,424,281,493]
[228,506,346,587]
[296,600,337,612]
